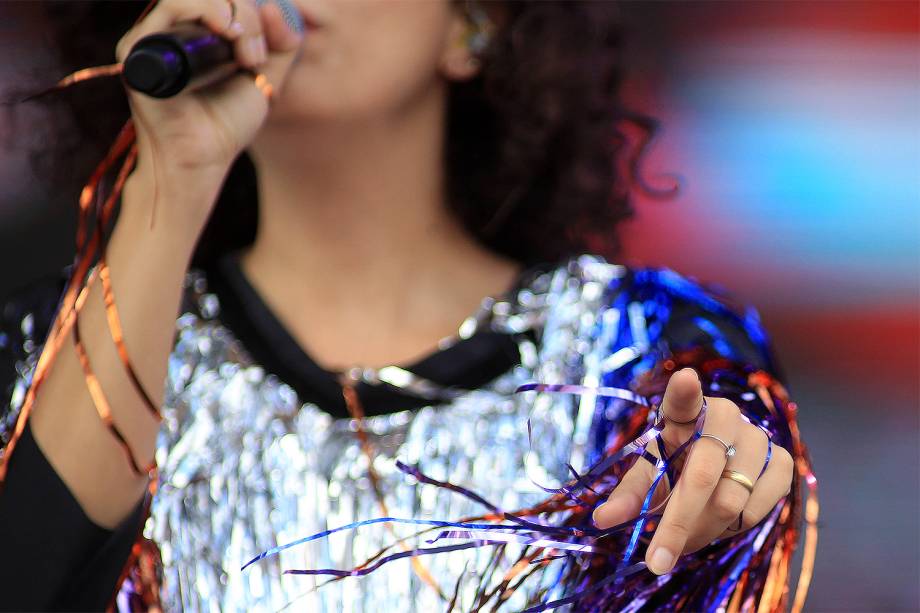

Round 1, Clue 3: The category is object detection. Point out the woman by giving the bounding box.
[0,0,811,610]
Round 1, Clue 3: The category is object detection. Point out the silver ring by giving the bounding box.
[698,433,736,458]
[654,396,708,429]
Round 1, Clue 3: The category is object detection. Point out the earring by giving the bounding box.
[463,0,494,58]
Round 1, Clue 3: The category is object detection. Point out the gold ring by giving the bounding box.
[720,469,754,494]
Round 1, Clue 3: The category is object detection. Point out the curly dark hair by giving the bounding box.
[27,0,676,267]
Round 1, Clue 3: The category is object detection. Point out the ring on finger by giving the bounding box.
[698,433,736,458]
[720,469,754,494]
[655,397,705,427]
[224,0,245,35]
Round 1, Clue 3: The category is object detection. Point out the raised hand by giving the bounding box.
[115,0,304,231]
[592,368,794,575]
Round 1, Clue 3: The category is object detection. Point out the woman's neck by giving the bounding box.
[240,91,521,371]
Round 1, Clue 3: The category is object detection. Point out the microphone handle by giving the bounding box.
[123,23,237,99]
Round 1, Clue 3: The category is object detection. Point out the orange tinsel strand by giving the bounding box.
[341,379,447,600]
[0,120,137,487]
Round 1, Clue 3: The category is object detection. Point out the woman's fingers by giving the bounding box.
[593,369,794,572]
[232,0,269,68]
[716,443,794,538]
[594,367,702,531]
[253,0,305,97]
[116,0,304,99]
[116,0,245,63]
[656,368,706,455]
[593,449,662,529]
[645,396,739,575]
[682,420,768,552]
[658,368,704,423]
[260,0,304,53]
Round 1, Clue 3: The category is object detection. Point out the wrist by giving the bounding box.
[133,134,236,190]
[118,160,225,251]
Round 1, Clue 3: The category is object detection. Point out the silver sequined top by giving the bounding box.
[149,255,625,612]
[1,254,771,612]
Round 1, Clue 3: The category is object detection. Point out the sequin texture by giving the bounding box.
[147,256,623,611]
[0,254,815,612]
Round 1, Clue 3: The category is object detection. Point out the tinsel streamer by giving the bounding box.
[341,379,448,598]
[19,63,124,104]
[0,7,816,607]
[72,265,156,476]
[0,113,165,611]
[245,349,816,612]
[0,5,165,603]
[0,119,137,486]
[244,386,690,608]
[98,262,162,420]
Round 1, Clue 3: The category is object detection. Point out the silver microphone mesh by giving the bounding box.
[256,0,305,35]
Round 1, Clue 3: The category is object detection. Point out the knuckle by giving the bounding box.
[774,446,794,472]
[661,516,693,541]
[728,400,741,418]
[211,3,232,27]
[115,37,130,61]
[742,421,764,442]
[116,29,143,61]
[712,490,746,522]
[712,397,740,420]
[686,464,720,490]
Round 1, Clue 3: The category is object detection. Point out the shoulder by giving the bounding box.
[546,255,780,375]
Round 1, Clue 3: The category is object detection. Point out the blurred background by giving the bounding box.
[618,2,919,610]
[1,1,918,611]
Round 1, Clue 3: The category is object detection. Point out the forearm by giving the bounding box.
[28,164,219,529]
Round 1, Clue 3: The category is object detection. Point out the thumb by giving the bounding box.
[260,0,304,52]
[593,452,661,529]
[258,0,305,93]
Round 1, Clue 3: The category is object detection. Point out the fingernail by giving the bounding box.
[649,547,674,575]
[681,367,699,381]
[591,503,606,527]
[227,21,244,37]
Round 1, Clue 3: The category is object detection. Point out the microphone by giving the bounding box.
[123,0,304,99]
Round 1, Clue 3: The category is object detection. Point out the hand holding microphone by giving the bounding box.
[123,0,305,98]
[115,0,305,232]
